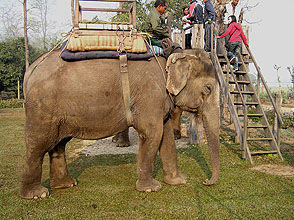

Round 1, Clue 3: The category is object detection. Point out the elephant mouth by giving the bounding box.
[177,105,199,112]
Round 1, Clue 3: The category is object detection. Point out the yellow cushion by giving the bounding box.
[67,35,147,53]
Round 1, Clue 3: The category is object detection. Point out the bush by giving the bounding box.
[0,99,24,108]
[265,109,294,129]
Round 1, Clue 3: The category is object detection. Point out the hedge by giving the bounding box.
[0,99,24,109]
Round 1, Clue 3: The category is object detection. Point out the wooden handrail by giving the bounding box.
[74,0,137,28]
[81,7,129,13]
[244,45,283,124]
[80,0,136,2]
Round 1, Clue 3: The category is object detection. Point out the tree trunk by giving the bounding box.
[71,0,75,27]
[23,0,29,70]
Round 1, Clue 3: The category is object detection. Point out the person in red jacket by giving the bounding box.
[218,15,248,71]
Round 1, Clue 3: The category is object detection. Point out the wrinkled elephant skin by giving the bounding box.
[20,49,219,199]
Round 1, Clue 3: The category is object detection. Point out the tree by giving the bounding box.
[111,0,187,31]
[287,65,294,89]
[0,38,40,95]
[23,0,29,70]
[0,4,23,40]
[31,0,50,51]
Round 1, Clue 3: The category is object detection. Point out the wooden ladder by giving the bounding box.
[210,26,284,163]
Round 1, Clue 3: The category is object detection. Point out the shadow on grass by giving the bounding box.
[43,145,213,189]
[194,183,244,220]
[177,144,212,181]
[43,153,137,189]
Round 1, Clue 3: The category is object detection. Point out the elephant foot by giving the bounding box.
[203,177,217,186]
[112,135,130,147]
[50,176,77,189]
[136,179,162,192]
[173,129,181,140]
[20,184,49,199]
[163,172,187,186]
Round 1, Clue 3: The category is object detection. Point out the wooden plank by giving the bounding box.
[80,0,136,2]
[251,151,278,155]
[230,91,254,95]
[229,80,250,84]
[247,138,273,141]
[81,7,129,13]
[246,125,267,128]
[234,102,258,105]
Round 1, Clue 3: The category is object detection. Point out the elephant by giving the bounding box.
[20,48,220,199]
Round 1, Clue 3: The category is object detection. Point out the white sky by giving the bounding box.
[1,0,294,87]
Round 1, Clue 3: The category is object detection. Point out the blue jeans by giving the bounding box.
[227,42,241,70]
[204,23,215,52]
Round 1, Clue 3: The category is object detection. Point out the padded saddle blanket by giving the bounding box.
[60,42,164,61]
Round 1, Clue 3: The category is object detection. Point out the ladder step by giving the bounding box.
[230,91,255,95]
[247,137,273,141]
[250,151,278,156]
[234,102,259,105]
[229,80,250,84]
[223,70,247,75]
[239,113,263,117]
[247,125,268,128]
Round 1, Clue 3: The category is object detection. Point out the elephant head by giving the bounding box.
[166,52,220,185]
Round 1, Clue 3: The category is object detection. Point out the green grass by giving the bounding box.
[0,108,294,219]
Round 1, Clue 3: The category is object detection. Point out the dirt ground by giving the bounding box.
[81,127,190,156]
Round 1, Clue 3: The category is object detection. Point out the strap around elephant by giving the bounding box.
[119,54,133,126]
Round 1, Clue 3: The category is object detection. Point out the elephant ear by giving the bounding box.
[166,53,194,95]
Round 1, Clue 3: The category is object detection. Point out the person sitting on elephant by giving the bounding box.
[146,0,182,57]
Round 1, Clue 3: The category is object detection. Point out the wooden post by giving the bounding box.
[74,0,80,29]
[132,1,136,28]
[17,80,20,99]
[273,93,282,147]
[182,30,186,49]
[189,114,204,145]
[173,32,182,46]
[191,24,203,49]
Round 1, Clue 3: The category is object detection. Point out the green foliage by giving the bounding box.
[265,109,294,129]
[287,65,294,88]
[111,0,188,31]
[0,37,41,95]
[0,99,24,108]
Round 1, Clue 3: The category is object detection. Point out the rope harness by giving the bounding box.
[117,31,133,126]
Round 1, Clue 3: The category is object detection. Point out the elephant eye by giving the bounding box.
[202,84,212,95]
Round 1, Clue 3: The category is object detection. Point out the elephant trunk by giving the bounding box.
[202,99,220,185]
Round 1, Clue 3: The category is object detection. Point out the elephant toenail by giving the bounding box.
[145,189,152,193]
[41,192,47,198]
[33,196,38,199]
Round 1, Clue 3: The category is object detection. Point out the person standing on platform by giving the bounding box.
[182,6,192,49]
[203,0,216,52]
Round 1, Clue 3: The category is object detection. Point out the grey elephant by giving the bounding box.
[20,49,220,199]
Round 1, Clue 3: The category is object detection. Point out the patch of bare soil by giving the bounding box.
[249,164,294,178]
[81,127,189,156]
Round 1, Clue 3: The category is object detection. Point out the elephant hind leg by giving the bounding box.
[112,128,130,147]
[49,137,77,189]
[20,142,49,199]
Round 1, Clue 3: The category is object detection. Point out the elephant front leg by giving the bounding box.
[136,126,163,192]
[160,119,187,185]
[49,138,77,189]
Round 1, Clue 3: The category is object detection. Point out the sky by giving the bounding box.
[1,0,294,87]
